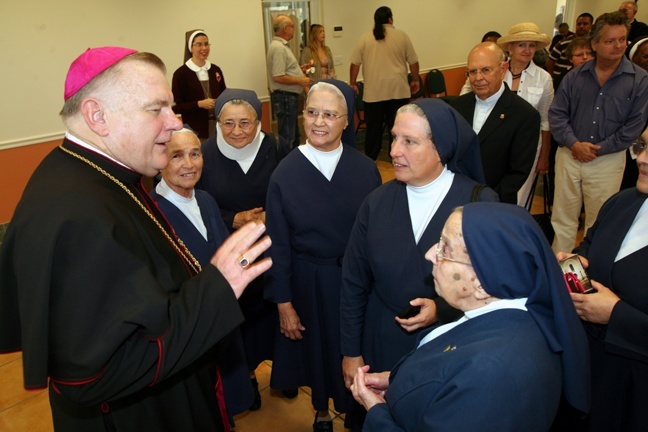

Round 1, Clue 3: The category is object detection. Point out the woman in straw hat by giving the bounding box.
[497,23,554,207]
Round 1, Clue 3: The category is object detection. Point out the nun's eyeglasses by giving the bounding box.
[303,108,347,123]
[436,238,472,266]
[632,138,648,156]
[219,120,256,132]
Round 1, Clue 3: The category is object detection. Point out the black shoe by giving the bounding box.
[249,377,261,411]
[313,416,333,432]
[281,388,298,399]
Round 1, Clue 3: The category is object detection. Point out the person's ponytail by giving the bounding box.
[372,6,392,40]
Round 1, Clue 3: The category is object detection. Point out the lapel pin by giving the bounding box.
[500,114,505,119]
[443,345,457,352]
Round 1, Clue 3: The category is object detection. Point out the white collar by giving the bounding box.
[215,123,264,161]
[464,297,528,319]
[507,60,539,79]
[475,82,505,106]
[406,166,450,193]
[417,297,528,349]
[185,59,212,72]
[273,36,289,45]
[155,177,195,202]
[65,132,131,171]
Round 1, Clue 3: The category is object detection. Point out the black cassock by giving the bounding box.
[0,139,242,431]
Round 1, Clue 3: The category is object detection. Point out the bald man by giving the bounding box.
[620,1,648,41]
[451,43,540,204]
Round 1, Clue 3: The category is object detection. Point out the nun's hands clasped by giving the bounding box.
[351,365,389,411]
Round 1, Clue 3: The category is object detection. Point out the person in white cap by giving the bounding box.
[0,46,271,431]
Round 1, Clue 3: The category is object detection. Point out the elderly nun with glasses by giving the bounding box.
[198,88,290,412]
[264,80,381,430]
[340,98,498,430]
[352,202,590,431]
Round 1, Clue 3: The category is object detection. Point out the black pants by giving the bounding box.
[363,98,409,160]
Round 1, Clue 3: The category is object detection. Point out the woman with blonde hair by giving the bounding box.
[300,24,336,80]
[497,23,554,206]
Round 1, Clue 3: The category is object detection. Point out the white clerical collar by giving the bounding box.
[417,297,527,349]
[299,141,343,181]
[616,199,648,261]
[65,132,131,171]
[155,178,207,240]
[185,59,212,72]
[155,177,195,202]
[406,166,450,193]
[475,82,505,107]
[215,123,264,162]
[464,297,528,319]
[405,167,454,243]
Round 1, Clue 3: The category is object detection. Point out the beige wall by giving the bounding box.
[1,0,556,150]
[0,0,585,221]
[570,0,648,27]
[323,0,555,82]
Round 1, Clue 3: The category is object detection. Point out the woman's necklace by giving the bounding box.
[510,62,531,80]
[58,144,202,274]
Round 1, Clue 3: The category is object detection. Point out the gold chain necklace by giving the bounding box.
[58,144,202,274]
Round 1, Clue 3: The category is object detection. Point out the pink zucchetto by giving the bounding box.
[64,46,138,100]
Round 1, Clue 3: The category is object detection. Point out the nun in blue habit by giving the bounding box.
[341,98,499,390]
[352,202,590,431]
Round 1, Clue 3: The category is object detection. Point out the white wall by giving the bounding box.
[0,0,558,148]
[570,0,647,27]
[323,0,555,81]
[0,0,267,148]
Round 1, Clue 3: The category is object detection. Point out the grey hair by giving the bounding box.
[305,82,347,115]
[590,11,630,43]
[396,104,432,140]
[217,99,259,121]
[171,127,199,137]
[273,15,291,34]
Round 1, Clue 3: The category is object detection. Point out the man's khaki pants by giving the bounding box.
[551,146,625,253]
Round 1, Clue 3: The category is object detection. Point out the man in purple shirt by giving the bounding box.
[549,12,648,253]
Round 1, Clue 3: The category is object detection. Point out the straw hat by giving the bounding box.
[497,23,551,51]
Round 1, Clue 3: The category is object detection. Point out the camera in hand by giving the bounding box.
[559,255,595,294]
